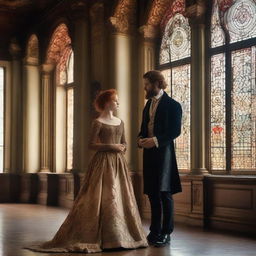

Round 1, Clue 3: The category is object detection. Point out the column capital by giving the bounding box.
[9,38,22,60]
[69,0,89,21]
[23,57,39,66]
[109,0,136,35]
[40,63,55,74]
[185,0,207,26]
[139,25,159,41]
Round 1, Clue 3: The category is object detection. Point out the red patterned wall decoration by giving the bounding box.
[147,0,172,26]
[46,24,72,85]
[160,0,185,31]
[110,0,136,33]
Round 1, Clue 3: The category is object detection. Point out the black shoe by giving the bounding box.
[146,232,160,245]
[154,234,171,247]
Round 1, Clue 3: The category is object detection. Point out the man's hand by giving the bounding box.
[137,138,143,148]
[140,138,156,149]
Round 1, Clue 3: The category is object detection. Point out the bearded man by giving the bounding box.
[138,70,182,247]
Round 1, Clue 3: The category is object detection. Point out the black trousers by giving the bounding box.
[148,192,174,235]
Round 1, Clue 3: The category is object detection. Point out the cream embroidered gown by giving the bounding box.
[26,119,148,253]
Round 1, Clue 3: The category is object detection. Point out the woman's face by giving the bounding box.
[106,94,119,111]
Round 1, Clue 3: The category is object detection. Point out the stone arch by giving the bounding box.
[46,23,72,85]
[140,0,172,38]
[146,0,172,27]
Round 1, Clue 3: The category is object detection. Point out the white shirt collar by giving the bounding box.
[153,89,164,100]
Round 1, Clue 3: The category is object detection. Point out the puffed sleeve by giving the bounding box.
[120,120,127,146]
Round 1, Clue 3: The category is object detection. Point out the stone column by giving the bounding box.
[186,1,208,174]
[136,25,158,215]
[40,63,54,172]
[72,5,91,173]
[9,39,23,173]
[109,2,136,169]
[90,2,108,90]
[137,25,158,173]
[109,32,134,168]
[23,59,40,173]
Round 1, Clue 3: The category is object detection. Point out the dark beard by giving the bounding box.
[145,89,158,99]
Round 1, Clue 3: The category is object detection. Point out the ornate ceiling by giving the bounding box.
[0,0,57,10]
[0,0,62,59]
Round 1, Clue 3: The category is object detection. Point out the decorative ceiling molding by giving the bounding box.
[0,0,31,9]
[141,0,172,38]
[109,0,136,34]
[147,0,172,26]
[90,2,104,39]
[69,0,88,19]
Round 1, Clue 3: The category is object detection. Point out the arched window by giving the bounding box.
[159,0,191,171]
[47,24,74,172]
[0,67,4,172]
[210,0,256,173]
[56,48,74,172]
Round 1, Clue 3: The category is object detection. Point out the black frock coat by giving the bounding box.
[138,92,182,195]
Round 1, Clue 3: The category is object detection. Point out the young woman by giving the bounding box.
[26,89,148,253]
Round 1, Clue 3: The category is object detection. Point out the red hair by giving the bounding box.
[94,89,117,112]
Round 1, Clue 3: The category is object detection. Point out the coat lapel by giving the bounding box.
[144,99,151,124]
[154,92,169,122]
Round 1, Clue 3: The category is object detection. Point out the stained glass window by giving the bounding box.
[231,47,256,169]
[160,14,191,64]
[172,65,191,169]
[211,0,225,48]
[210,54,226,170]
[0,67,4,173]
[159,0,191,171]
[224,0,256,43]
[210,0,256,172]
[162,67,191,169]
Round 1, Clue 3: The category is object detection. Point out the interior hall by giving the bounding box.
[0,0,255,255]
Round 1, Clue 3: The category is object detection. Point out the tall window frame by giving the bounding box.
[0,67,4,173]
[158,0,191,172]
[209,0,256,174]
[65,51,74,171]
[57,49,74,172]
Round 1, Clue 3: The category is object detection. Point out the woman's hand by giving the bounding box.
[112,144,126,153]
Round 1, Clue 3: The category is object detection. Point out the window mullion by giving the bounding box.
[226,49,232,173]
